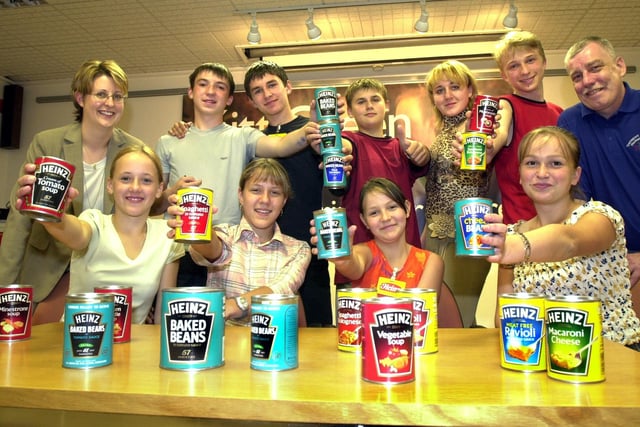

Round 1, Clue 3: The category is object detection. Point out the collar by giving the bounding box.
[443,109,469,130]
[580,82,639,118]
[234,217,284,246]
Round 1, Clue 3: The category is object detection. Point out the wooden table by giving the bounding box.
[1,323,640,426]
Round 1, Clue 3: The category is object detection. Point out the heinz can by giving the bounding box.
[175,187,214,244]
[314,87,339,121]
[397,288,438,354]
[160,287,225,370]
[361,297,414,384]
[336,287,376,352]
[94,285,132,343]
[454,197,495,257]
[63,293,114,369]
[545,296,605,383]
[0,284,33,342]
[250,294,299,371]
[314,207,350,259]
[460,131,488,171]
[22,156,76,222]
[319,121,343,155]
[468,94,499,135]
[323,151,347,190]
[498,293,546,372]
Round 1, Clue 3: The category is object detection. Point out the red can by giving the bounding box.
[467,95,499,135]
[336,287,376,352]
[95,285,132,343]
[361,297,414,384]
[175,187,214,244]
[22,156,76,222]
[0,285,33,342]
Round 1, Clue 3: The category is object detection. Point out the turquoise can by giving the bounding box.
[63,293,114,369]
[454,197,495,257]
[314,87,339,121]
[319,121,343,155]
[251,294,298,371]
[160,287,225,370]
[323,151,347,189]
[314,207,350,259]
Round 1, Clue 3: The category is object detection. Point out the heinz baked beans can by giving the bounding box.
[63,293,114,369]
[160,287,225,370]
[319,120,343,155]
[460,132,488,171]
[397,288,438,354]
[22,156,76,222]
[498,293,546,372]
[454,197,495,257]
[361,297,414,384]
[175,187,214,244]
[0,284,33,342]
[545,296,605,383]
[467,94,499,135]
[94,285,132,343]
[337,287,376,352]
[314,207,350,259]
[250,294,299,371]
[322,151,347,190]
[314,87,339,121]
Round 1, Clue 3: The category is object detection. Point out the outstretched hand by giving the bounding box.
[14,163,79,210]
[308,218,356,257]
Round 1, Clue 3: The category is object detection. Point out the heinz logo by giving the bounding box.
[480,99,498,108]
[462,203,491,216]
[169,301,208,315]
[375,310,412,326]
[182,193,209,204]
[338,298,360,310]
[465,136,485,144]
[502,305,538,320]
[321,219,340,229]
[547,309,586,325]
[41,163,71,178]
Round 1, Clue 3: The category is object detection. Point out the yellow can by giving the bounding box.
[175,187,214,244]
[460,131,487,171]
[397,288,438,354]
[545,296,604,383]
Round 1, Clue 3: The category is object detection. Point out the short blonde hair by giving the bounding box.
[494,31,546,70]
[425,60,478,127]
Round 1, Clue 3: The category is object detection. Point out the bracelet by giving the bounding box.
[515,232,531,263]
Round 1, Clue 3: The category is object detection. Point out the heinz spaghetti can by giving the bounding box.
[160,287,225,370]
[314,207,350,259]
[175,187,214,244]
[397,288,438,354]
[314,87,339,121]
[361,297,414,384]
[460,131,488,171]
[319,120,343,155]
[0,284,33,342]
[322,151,347,190]
[468,94,499,135]
[250,294,299,371]
[545,296,604,383]
[454,197,495,257]
[94,285,132,343]
[498,293,546,372]
[22,156,75,222]
[63,293,114,369]
[337,287,376,352]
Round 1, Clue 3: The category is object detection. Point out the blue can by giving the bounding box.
[63,293,114,369]
[160,287,225,370]
[323,151,347,189]
[319,120,343,155]
[251,294,298,371]
[313,207,350,259]
[314,87,339,121]
[454,197,495,257]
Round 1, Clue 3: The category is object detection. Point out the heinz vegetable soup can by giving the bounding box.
[160,287,225,370]
[22,156,76,222]
[94,285,132,343]
[0,284,33,342]
[251,294,299,371]
[454,197,495,257]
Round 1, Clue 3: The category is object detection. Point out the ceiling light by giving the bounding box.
[306,8,322,40]
[247,12,261,44]
[414,0,429,33]
[502,2,518,29]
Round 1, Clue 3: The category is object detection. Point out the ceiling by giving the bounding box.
[0,0,639,83]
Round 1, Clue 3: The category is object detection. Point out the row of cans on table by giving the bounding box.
[499,293,605,383]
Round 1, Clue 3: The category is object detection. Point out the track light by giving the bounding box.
[306,8,322,40]
[414,0,429,33]
[247,12,261,44]
[502,2,518,29]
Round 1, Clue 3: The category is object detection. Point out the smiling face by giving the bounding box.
[75,75,125,130]
[107,151,163,218]
[188,70,233,118]
[500,47,547,98]
[360,190,410,244]
[247,72,292,120]
[238,177,287,242]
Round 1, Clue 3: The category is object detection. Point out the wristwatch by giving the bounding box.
[234,296,249,312]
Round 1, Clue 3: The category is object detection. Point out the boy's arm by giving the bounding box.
[255,127,308,158]
[487,99,514,163]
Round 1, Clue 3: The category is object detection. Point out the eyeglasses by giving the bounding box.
[91,91,127,103]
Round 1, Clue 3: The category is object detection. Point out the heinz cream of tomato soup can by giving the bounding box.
[499,293,546,372]
[22,156,76,222]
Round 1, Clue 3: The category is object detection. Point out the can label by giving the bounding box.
[63,293,114,369]
[22,156,76,222]
[0,285,33,342]
[314,87,339,121]
[545,296,604,383]
[460,132,487,171]
[454,197,495,257]
[251,294,299,371]
[314,207,350,259]
[160,288,224,370]
[336,287,376,352]
[94,286,132,343]
[175,187,214,244]
[319,121,343,155]
[468,95,499,134]
[323,152,347,189]
[397,288,438,354]
[498,293,546,372]
[362,297,414,384]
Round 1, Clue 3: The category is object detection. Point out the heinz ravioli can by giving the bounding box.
[0,284,33,342]
[498,293,546,372]
[251,294,298,371]
[314,207,350,259]
[362,297,414,384]
[545,296,604,383]
[397,288,438,354]
[63,293,114,369]
[175,187,214,244]
[454,197,495,257]
[94,285,132,343]
[160,287,224,370]
[22,156,76,222]
[337,287,376,352]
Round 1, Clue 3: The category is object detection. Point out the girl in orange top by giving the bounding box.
[312,178,443,292]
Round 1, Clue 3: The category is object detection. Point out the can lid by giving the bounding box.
[546,295,599,303]
[251,294,298,304]
[66,292,114,303]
